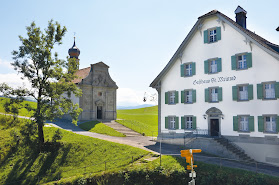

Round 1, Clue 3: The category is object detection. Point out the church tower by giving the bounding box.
[68,37,80,69]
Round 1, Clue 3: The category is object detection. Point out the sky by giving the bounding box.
[0,0,278,106]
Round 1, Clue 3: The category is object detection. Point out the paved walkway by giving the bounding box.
[47,119,158,154]
[102,120,142,137]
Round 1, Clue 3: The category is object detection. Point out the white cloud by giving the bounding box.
[0,58,13,70]
[117,87,157,106]
[0,73,32,89]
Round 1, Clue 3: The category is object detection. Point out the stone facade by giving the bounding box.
[77,62,118,121]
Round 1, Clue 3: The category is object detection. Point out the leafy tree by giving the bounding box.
[9,20,82,149]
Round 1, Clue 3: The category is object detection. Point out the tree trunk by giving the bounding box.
[38,121,44,151]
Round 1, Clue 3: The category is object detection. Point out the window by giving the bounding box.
[231,53,252,70]
[232,84,253,101]
[180,62,196,77]
[165,116,179,129]
[181,89,196,104]
[181,116,197,130]
[204,27,221,44]
[204,58,222,74]
[169,116,176,129]
[257,82,279,100]
[205,87,222,103]
[185,91,192,103]
[239,86,248,100]
[265,83,275,99]
[169,91,175,104]
[165,91,178,104]
[239,116,249,131]
[258,115,278,133]
[210,60,217,73]
[237,54,247,69]
[233,115,254,132]
[211,88,218,102]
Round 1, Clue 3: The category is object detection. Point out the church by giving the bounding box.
[67,39,118,121]
[150,6,279,165]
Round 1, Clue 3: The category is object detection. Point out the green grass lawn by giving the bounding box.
[0,115,148,185]
[0,97,37,117]
[117,106,158,136]
[79,120,126,137]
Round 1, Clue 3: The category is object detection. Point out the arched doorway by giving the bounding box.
[95,99,105,120]
[205,107,223,137]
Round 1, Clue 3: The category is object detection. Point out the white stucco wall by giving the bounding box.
[160,15,279,138]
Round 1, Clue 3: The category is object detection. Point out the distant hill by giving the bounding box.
[117,104,155,110]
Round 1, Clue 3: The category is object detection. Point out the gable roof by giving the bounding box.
[150,9,279,88]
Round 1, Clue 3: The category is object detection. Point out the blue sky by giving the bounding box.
[0,0,278,106]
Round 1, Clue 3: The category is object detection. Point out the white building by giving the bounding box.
[150,6,279,165]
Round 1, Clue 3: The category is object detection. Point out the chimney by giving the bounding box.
[235,6,247,29]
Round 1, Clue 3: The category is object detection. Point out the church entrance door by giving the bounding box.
[97,106,102,119]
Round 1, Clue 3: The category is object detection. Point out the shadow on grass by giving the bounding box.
[3,142,72,185]
[78,120,100,131]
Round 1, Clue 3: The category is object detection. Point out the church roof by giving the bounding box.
[72,66,90,84]
[150,9,279,88]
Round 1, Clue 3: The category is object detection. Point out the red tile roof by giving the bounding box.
[72,66,91,84]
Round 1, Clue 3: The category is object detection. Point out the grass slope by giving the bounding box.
[117,106,158,136]
[0,97,37,117]
[0,116,148,185]
[79,121,125,137]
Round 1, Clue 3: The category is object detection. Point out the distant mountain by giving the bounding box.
[117,104,155,110]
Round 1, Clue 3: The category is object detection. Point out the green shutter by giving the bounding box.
[275,82,279,99]
[232,86,238,101]
[218,87,222,101]
[181,116,185,129]
[231,55,236,70]
[257,84,263,99]
[204,30,208,43]
[181,90,185,103]
[180,64,184,77]
[233,116,238,131]
[277,116,279,132]
[192,90,196,103]
[216,27,221,41]
[175,91,178,104]
[258,116,264,132]
[175,117,179,129]
[248,84,253,100]
[204,60,209,74]
[246,53,252,68]
[192,62,196,75]
[217,58,222,72]
[249,116,254,132]
[192,116,196,129]
[205,88,209,102]
[165,92,169,104]
[165,117,169,129]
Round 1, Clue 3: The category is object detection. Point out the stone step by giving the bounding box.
[102,120,142,137]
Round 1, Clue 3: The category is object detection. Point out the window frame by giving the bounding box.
[263,82,276,100]
[169,91,176,104]
[208,28,217,43]
[209,87,219,103]
[169,116,176,130]
[237,84,249,101]
[263,114,277,133]
[209,58,218,74]
[238,115,250,132]
[184,115,194,130]
[184,89,193,104]
[181,62,195,77]
[236,53,248,70]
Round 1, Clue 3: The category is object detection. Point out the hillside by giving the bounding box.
[117,106,158,136]
[0,97,37,117]
[0,115,149,185]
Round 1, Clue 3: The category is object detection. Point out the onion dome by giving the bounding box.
[68,37,80,59]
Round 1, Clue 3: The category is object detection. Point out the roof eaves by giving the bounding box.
[150,19,202,88]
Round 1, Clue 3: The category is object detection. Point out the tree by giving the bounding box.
[10,20,82,150]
